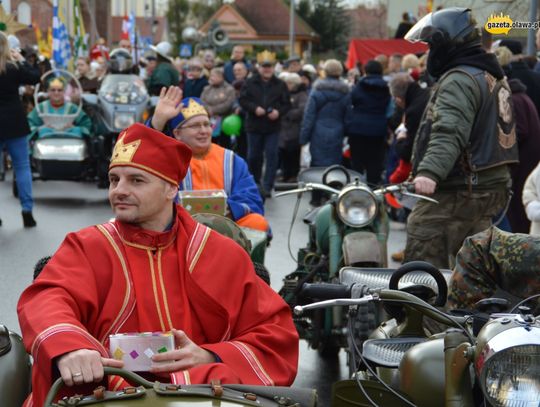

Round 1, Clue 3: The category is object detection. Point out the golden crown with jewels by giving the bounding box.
[110,131,141,164]
[182,98,208,120]
[257,50,276,65]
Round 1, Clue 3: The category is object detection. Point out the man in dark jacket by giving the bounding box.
[404,8,518,269]
[239,51,291,197]
[345,60,390,185]
[224,45,252,84]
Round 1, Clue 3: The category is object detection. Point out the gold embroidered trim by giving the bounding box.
[188,226,211,273]
[148,250,166,331]
[96,224,132,343]
[157,249,174,329]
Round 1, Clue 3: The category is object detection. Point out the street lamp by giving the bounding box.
[289,0,295,58]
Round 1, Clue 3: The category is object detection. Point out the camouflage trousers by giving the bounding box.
[403,189,509,269]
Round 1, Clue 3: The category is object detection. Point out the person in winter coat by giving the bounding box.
[279,73,308,182]
[201,67,236,117]
[345,60,391,185]
[495,46,540,233]
[506,78,540,233]
[147,42,179,96]
[183,58,209,98]
[523,162,540,235]
[239,51,291,197]
[201,67,236,148]
[0,32,40,227]
[300,59,349,168]
[388,72,430,184]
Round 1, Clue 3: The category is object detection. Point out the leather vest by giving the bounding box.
[413,66,518,183]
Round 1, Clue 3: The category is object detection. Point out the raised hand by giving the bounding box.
[149,329,216,376]
[151,86,184,131]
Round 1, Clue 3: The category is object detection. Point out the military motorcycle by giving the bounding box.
[275,165,437,356]
[0,327,317,407]
[82,72,156,187]
[295,262,540,407]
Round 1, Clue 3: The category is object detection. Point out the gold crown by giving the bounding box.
[257,50,276,65]
[49,78,65,89]
[111,132,141,164]
[181,99,208,122]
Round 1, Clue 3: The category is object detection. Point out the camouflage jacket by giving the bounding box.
[448,226,540,311]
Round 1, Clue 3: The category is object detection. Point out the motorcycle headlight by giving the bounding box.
[475,318,540,407]
[114,113,135,130]
[336,185,378,227]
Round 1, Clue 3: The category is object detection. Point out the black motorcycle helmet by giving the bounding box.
[405,7,481,78]
[109,48,133,74]
[405,7,480,50]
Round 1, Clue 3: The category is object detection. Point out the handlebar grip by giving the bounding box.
[300,283,352,300]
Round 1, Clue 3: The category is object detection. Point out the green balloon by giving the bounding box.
[221,114,242,136]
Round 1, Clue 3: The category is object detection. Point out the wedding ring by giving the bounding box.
[72,372,82,377]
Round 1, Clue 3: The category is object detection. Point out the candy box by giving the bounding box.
[178,189,227,216]
[109,332,175,372]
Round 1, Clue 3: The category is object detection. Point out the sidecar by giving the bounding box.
[0,335,317,407]
[0,325,31,407]
[13,69,106,196]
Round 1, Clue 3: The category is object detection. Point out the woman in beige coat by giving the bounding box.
[201,67,236,117]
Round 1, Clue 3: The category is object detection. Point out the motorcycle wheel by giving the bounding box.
[314,309,341,358]
[317,335,340,358]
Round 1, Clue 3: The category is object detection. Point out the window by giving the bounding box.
[17,2,31,26]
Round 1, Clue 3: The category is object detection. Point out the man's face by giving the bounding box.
[204,55,215,70]
[188,64,203,79]
[388,57,402,73]
[119,39,131,51]
[172,115,212,156]
[76,59,89,76]
[233,63,248,80]
[231,46,244,61]
[108,166,176,229]
[288,60,301,73]
[258,64,274,80]
[48,85,65,105]
[209,72,223,86]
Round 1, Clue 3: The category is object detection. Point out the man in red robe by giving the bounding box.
[17,123,299,407]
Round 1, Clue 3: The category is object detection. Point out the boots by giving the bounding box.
[22,211,37,228]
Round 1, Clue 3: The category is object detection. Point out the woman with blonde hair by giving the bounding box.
[0,32,40,227]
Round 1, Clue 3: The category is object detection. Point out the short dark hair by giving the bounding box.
[364,60,383,76]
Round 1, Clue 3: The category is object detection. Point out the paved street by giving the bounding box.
[0,175,405,404]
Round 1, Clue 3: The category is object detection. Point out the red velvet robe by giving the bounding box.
[17,206,298,406]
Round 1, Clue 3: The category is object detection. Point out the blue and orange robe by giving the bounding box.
[181,144,268,231]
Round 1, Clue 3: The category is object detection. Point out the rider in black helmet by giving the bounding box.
[402,8,518,269]
[108,48,137,74]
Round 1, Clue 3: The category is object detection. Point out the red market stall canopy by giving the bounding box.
[346,39,428,69]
